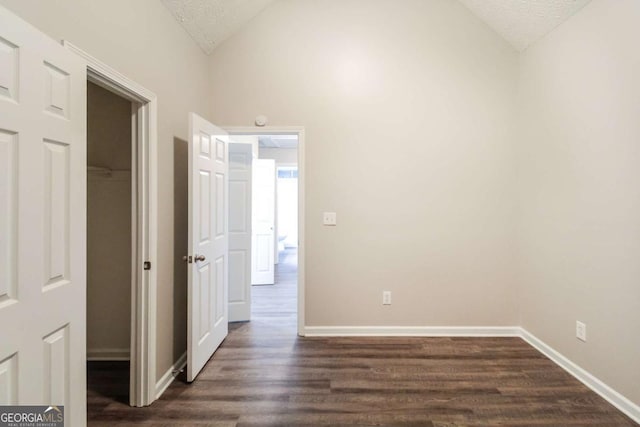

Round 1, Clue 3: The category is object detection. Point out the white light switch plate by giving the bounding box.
[576,321,587,342]
[323,212,337,226]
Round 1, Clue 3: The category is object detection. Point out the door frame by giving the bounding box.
[64,42,158,407]
[225,127,306,336]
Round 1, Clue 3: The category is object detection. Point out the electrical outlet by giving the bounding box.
[383,291,391,305]
[576,321,587,342]
[323,212,337,226]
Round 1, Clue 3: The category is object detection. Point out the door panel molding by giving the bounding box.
[187,114,229,382]
[228,142,252,322]
[0,7,87,424]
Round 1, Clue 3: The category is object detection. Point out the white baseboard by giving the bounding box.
[303,325,521,337]
[155,352,186,400]
[87,348,130,361]
[520,328,640,424]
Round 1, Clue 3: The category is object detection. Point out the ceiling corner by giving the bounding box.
[162,0,276,54]
[457,0,592,51]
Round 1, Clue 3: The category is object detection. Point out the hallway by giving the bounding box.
[250,247,298,328]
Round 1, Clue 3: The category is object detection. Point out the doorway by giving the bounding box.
[65,41,160,407]
[226,128,305,335]
[86,81,133,404]
[253,137,299,327]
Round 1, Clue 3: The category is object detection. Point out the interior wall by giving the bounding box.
[172,137,188,362]
[231,135,259,158]
[259,147,297,165]
[87,82,132,358]
[0,0,210,379]
[516,0,640,406]
[209,0,520,327]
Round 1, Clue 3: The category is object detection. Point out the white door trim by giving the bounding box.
[63,42,158,407]
[224,126,306,337]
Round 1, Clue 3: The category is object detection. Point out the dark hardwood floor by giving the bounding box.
[87,360,129,409]
[88,248,637,426]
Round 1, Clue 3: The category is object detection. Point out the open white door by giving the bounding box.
[228,143,252,322]
[187,113,229,382]
[0,6,87,425]
[251,159,276,285]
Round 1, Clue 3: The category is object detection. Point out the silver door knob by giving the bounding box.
[194,254,206,262]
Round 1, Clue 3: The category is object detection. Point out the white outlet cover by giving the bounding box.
[323,212,337,226]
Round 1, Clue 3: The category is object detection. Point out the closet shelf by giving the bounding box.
[88,166,112,175]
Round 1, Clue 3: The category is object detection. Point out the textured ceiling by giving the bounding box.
[259,135,298,149]
[458,0,592,51]
[161,0,275,54]
[163,0,592,55]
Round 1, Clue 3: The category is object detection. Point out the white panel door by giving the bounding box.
[187,113,228,382]
[228,143,252,322]
[251,159,276,285]
[0,6,86,426]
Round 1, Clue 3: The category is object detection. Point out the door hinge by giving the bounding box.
[143,261,151,270]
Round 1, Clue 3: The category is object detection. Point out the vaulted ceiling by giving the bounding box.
[162,0,592,54]
[161,0,275,54]
[458,0,592,51]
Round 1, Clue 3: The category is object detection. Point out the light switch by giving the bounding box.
[323,212,337,226]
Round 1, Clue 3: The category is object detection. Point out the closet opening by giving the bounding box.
[86,81,134,405]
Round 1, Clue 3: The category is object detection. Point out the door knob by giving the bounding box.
[194,254,206,262]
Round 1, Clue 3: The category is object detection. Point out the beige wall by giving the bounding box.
[516,0,640,406]
[87,82,132,170]
[0,0,210,379]
[209,0,520,326]
[86,83,132,357]
[87,175,132,356]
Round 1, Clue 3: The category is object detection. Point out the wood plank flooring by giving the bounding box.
[88,248,638,426]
